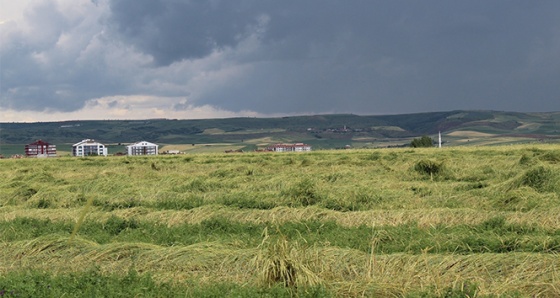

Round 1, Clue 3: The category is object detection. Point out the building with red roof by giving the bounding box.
[25,140,57,158]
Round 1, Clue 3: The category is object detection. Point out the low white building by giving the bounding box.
[266,143,312,152]
[126,141,159,156]
[72,139,108,157]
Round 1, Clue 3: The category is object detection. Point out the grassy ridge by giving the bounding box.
[2,111,560,152]
[1,146,560,296]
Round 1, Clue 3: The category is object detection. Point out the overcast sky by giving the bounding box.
[1,0,560,122]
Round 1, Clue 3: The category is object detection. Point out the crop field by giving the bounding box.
[1,145,560,297]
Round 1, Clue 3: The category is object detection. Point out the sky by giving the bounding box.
[1,0,560,122]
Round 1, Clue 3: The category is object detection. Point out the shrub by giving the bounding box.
[410,136,434,148]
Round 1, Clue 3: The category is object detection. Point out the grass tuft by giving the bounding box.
[500,165,560,194]
[252,229,321,289]
[283,178,322,206]
[414,159,445,179]
[519,166,558,192]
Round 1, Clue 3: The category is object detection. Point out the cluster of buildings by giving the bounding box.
[265,143,312,152]
[23,139,159,158]
[17,139,311,158]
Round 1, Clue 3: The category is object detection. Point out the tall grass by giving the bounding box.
[1,145,560,296]
[2,235,559,296]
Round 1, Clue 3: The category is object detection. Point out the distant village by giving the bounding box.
[1,139,312,159]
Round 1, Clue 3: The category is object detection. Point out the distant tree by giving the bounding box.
[411,136,434,148]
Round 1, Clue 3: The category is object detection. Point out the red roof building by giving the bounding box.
[25,140,57,158]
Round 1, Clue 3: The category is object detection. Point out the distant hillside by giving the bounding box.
[1,111,560,151]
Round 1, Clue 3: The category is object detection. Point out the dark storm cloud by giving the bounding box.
[104,0,560,113]
[106,0,258,65]
[0,0,117,112]
[2,0,560,116]
[105,0,397,64]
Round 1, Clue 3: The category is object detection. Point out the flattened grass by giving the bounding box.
[2,215,560,254]
[1,145,560,296]
[2,235,559,297]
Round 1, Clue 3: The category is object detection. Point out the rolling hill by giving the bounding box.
[1,110,559,155]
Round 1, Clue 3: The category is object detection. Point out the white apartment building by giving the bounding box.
[72,139,108,157]
[126,141,159,156]
[266,143,312,152]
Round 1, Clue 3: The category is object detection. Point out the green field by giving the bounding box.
[1,146,560,296]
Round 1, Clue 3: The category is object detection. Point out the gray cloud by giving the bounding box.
[1,0,560,117]
[1,0,111,111]
[106,0,259,65]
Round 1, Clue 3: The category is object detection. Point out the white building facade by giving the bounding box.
[266,143,312,152]
[126,141,159,156]
[72,139,108,157]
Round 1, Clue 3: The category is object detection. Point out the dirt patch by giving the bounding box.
[447,131,496,137]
